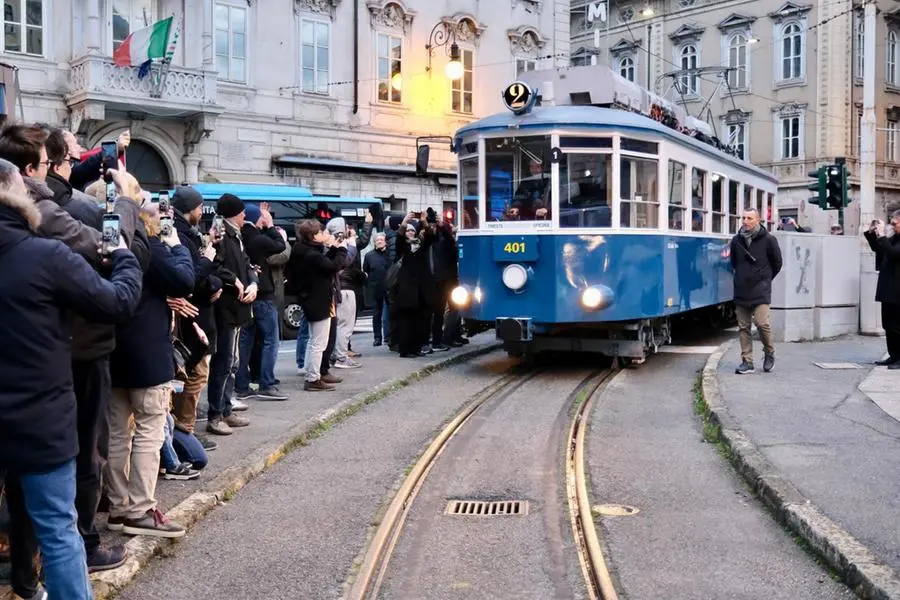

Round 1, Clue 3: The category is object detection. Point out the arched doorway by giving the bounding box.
[125,140,172,191]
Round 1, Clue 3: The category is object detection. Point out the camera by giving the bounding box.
[425,207,437,224]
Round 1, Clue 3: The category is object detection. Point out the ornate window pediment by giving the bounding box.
[441,13,487,44]
[511,0,543,12]
[294,0,341,19]
[507,26,546,56]
[669,23,705,43]
[571,46,600,59]
[885,8,900,24]
[367,1,416,33]
[718,14,757,33]
[610,38,642,55]
[772,101,807,116]
[723,108,752,125]
[768,2,812,23]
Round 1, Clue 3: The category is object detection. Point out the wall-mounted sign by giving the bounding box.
[587,1,608,24]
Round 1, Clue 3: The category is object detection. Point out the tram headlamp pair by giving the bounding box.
[451,285,483,308]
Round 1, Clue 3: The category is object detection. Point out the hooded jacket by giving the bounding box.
[0,190,142,473]
[175,210,223,352]
[729,226,783,307]
[213,219,259,328]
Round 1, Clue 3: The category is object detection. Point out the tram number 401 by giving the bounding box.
[504,242,527,253]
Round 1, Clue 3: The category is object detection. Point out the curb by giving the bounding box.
[700,341,900,600]
[90,341,502,600]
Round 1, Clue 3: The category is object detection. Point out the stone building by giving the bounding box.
[571,0,900,232]
[7,0,570,211]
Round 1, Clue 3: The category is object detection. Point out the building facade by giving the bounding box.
[571,0,900,233]
[6,0,570,212]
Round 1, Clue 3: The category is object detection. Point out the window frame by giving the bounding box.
[376,31,403,105]
[516,57,537,77]
[667,159,687,232]
[109,0,155,56]
[678,43,699,96]
[855,16,865,83]
[214,2,249,84]
[558,149,615,229]
[888,119,898,162]
[777,20,805,83]
[888,29,899,86]
[727,121,748,161]
[618,146,661,230]
[617,55,636,82]
[726,32,749,90]
[777,114,803,160]
[299,17,331,96]
[2,0,45,56]
[452,48,474,115]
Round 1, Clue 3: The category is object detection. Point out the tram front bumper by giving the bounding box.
[495,318,533,342]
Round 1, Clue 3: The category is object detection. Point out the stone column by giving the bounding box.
[183,153,201,183]
[86,0,102,55]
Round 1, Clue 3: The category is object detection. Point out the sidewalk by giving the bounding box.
[0,331,498,600]
[705,335,900,599]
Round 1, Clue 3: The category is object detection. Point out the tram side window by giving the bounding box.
[619,156,658,228]
[485,135,553,222]
[460,156,479,230]
[766,192,776,230]
[667,160,685,230]
[691,168,707,232]
[743,184,754,215]
[728,180,740,233]
[711,176,725,233]
[559,153,612,228]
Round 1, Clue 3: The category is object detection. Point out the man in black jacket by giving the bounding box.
[171,186,224,445]
[206,194,258,435]
[0,184,142,600]
[235,202,288,401]
[864,212,900,368]
[730,207,783,375]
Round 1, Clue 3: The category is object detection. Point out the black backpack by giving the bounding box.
[384,257,403,295]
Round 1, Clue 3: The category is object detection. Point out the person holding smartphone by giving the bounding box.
[0,171,142,600]
[864,213,900,368]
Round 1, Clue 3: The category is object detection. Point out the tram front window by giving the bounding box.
[485,135,552,222]
[559,154,612,228]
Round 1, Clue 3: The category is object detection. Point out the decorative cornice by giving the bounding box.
[294,0,341,20]
[609,38,642,55]
[571,46,601,57]
[717,13,757,33]
[441,13,487,44]
[722,108,752,124]
[669,23,705,42]
[511,0,543,13]
[767,2,812,23]
[507,25,547,56]
[366,0,416,34]
[772,101,808,115]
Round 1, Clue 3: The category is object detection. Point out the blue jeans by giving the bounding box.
[207,325,239,421]
[373,296,390,343]
[160,414,208,470]
[18,460,93,600]
[160,413,180,471]
[295,309,310,369]
[236,299,280,390]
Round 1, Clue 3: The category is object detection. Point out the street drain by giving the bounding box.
[444,500,529,516]
[592,504,639,517]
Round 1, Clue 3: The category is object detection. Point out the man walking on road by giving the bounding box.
[730,207,783,375]
[864,211,900,368]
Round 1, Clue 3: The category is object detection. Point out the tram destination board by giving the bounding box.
[492,235,539,262]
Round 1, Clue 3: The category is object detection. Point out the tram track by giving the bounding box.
[346,365,620,600]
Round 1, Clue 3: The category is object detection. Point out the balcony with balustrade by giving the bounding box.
[65,55,222,137]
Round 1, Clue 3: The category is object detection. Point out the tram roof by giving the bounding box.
[455,105,778,184]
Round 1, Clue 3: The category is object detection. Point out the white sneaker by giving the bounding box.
[231,398,249,411]
[333,359,361,369]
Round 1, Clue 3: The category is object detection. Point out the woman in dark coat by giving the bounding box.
[392,212,436,357]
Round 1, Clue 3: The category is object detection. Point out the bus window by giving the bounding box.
[559,153,611,228]
[485,135,552,222]
[460,156,479,229]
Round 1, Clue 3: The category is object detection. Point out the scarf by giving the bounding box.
[740,224,759,247]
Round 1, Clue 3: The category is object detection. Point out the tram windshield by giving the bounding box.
[485,135,552,222]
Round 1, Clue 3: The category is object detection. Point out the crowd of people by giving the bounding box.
[0,122,467,600]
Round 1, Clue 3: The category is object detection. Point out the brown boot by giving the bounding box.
[321,373,343,384]
[304,379,335,392]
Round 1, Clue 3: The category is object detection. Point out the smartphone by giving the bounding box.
[158,191,170,215]
[100,141,118,172]
[211,214,224,235]
[201,234,211,249]
[101,213,121,255]
[105,180,116,212]
[160,215,174,238]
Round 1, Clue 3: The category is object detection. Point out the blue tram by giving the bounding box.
[439,66,779,361]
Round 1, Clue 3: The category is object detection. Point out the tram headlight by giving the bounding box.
[581,286,613,311]
[451,286,470,307]
[502,264,528,291]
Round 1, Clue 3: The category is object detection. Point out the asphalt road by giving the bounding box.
[587,351,854,599]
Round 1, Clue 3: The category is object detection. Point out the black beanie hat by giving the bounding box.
[217,193,244,218]
[172,185,203,214]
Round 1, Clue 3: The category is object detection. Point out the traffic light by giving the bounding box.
[824,162,849,209]
[807,166,826,210]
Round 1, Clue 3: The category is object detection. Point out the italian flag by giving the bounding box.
[113,16,174,67]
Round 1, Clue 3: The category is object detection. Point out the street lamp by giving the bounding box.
[426,21,463,81]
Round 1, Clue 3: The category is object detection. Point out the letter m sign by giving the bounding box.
[587,1,608,24]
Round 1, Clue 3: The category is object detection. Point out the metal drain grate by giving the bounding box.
[444,500,529,516]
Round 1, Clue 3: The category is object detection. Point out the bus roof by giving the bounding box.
[187,183,314,200]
